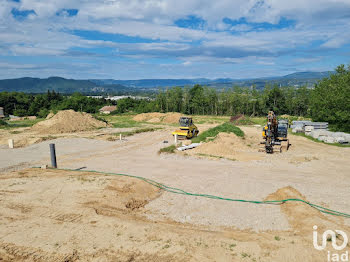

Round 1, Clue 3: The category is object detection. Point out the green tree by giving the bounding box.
[189,84,205,114]
[310,64,350,131]
[265,85,286,115]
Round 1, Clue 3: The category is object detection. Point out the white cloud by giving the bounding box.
[1,0,350,78]
[230,24,252,32]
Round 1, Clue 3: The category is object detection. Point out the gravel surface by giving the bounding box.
[1,126,350,231]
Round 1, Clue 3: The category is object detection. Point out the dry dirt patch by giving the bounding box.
[133,112,183,124]
[83,175,162,216]
[1,168,349,261]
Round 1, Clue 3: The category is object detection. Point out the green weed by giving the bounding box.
[118,127,162,137]
[158,144,176,154]
[192,122,244,143]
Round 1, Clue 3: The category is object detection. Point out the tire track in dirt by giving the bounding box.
[0,242,79,262]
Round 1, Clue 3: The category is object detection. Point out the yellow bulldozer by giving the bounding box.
[172,117,199,139]
[260,111,290,153]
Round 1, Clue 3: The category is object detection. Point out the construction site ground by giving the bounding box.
[1,116,350,261]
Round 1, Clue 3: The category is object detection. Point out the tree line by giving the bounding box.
[1,64,349,132]
[115,64,349,132]
[113,84,310,117]
[153,84,310,117]
[0,91,113,118]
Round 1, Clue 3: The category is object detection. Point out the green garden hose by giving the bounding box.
[35,167,350,219]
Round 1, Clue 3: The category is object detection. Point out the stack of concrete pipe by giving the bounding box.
[291,120,349,144]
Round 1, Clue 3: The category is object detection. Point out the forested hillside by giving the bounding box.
[0,77,127,94]
[0,71,332,94]
[0,65,348,132]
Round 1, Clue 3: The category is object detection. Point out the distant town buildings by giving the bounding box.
[88,95,151,101]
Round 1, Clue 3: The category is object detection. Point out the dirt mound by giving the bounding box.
[31,110,107,134]
[162,112,183,123]
[45,112,54,119]
[133,112,183,124]
[191,132,263,161]
[230,114,244,122]
[265,186,339,234]
[133,112,164,122]
[265,186,306,201]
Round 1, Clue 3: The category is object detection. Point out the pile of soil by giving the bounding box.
[133,113,164,122]
[230,114,244,123]
[190,132,263,161]
[31,110,107,134]
[133,112,183,124]
[162,112,183,123]
[45,112,54,119]
[264,186,336,234]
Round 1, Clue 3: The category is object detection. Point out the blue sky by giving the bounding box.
[0,0,350,79]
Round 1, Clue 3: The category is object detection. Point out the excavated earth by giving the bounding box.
[0,125,350,261]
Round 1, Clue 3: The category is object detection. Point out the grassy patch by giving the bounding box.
[0,119,8,127]
[249,117,266,126]
[192,122,244,143]
[118,127,162,137]
[111,115,143,128]
[291,131,350,147]
[92,115,109,124]
[97,114,143,128]
[192,115,230,125]
[0,118,43,129]
[158,145,176,154]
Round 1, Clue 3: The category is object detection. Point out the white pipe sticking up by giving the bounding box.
[8,139,14,149]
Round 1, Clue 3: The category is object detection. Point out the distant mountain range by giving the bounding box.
[0,77,130,94]
[90,71,333,89]
[0,71,333,94]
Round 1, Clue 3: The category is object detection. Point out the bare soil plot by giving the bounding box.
[1,168,348,262]
[1,124,350,261]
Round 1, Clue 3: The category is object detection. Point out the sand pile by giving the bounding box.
[265,186,337,234]
[162,112,183,123]
[133,112,183,124]
[133,112,164,122]
[191,132,263,161]
[31,110,107,134]
[45,112,55,119]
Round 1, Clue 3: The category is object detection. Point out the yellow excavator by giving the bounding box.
[260,111,290,153]
[172,117,199,139]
